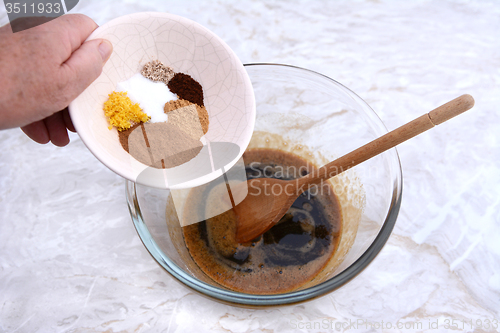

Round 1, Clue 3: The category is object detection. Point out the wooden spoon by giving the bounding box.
[233,94,475,243]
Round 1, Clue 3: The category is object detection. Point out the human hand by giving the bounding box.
[0,14,112,146]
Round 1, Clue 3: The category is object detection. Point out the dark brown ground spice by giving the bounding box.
[168,73,204,107]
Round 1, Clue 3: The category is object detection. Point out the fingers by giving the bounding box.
[44,112,70,147]
[21,121,50,144]
[21,109,74,146]
[59,38,112,103]
[62,107,75,132]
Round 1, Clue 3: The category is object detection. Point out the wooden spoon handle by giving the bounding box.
[301,94,475,186]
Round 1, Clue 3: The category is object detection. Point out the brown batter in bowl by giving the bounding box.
[182,148,342,294]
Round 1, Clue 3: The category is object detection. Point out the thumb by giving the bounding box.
[60,38,113,100]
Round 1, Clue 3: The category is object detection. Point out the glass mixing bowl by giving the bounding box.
[126,63,402,306]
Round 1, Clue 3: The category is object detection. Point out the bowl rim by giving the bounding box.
[127,63,403,306]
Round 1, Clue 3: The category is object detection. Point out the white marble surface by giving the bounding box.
[1,1,499,332]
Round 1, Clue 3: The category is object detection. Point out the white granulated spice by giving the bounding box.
[141,60,175,84]
[116,73,176,123]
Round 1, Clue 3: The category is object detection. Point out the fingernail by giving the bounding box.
[98,39,113,63]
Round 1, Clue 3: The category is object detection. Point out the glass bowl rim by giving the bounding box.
[126,63,403,306]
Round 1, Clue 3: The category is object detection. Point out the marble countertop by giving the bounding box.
[1,1,499,332]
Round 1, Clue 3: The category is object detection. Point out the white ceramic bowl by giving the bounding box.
[69,12,255,189]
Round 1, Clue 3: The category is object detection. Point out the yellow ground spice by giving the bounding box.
[103,91,150,131]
